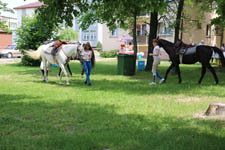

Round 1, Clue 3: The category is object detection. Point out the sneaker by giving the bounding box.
[84,81,87,84]
[88,83,92,86]
[149,82,156,85]
[159,78,165,84]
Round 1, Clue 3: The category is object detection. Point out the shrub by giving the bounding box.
[96,41,102,51]
[100,50,118,58]
[16,16,57,66]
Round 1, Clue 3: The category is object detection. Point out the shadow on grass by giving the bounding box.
[0,97,224,150]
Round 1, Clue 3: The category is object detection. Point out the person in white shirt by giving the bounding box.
[82,43,93,86]
[149,39,164,85]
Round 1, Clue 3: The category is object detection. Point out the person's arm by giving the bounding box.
[149,48,159,56]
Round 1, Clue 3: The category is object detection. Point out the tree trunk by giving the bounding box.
[174,0,184,43]
[205,103,225,116]
[172,0,184,75]
[133,10,138,56]
[132,9,138,74]
[145,11,158,71]
[220,26,224,47]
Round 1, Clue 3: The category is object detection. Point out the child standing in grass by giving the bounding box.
[82,42,94,86]
[149,39,164,85]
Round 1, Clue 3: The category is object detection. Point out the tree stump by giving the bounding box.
[205,103,225,116]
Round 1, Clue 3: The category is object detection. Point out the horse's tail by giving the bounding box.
[24,47,42,60]
[212,47,225,67]
[91,50,95,68]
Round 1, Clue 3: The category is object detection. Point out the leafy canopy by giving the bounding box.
[0,0,14,33]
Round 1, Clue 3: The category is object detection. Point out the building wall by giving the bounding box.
[101,24,129,51]
[17,8,35,27]
[182,11,221,47]
[0,33,12,49]
[0,16,17,30]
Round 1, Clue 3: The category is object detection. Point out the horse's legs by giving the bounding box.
[58,64,72,77]
[175,64,182,84]
[59,64,70,85]
[206,64,219,84]
[164,63,175,82]
[59,69,63,85]
[67,64,72,77]
[40,61,45,81]
[43,60,48,82]
[58,68,61,77]
[198,64,206,84]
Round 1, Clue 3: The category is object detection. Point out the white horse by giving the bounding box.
[25,42,83,85]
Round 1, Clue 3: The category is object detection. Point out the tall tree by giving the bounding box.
[174,0,184,42]
[37,0,167,73]
[145,11,159,71]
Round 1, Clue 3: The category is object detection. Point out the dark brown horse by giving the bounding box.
[157,39,225,84]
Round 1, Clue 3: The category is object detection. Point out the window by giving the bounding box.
[137,24,147,36]
[22,9,26,16]
[10,22,17,29]
[141,24,147,36]
[206,24,211,37]
[214,25,221,36]
[158,23,172,35]
[82,30,97,41]
[111,26,119,37]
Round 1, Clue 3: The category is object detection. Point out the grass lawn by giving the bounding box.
[0,60,225,150]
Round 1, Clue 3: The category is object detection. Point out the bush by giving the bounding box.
[21,55,41,66]
[16,16,57,66]
[100,50,118,58]
[96,41,102,51]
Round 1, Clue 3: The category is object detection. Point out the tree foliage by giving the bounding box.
[0,0,14,33]
[16,16,58,66]
[56,28,78,41]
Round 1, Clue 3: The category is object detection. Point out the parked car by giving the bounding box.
[0,45,22,58]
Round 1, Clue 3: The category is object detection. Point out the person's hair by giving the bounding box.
[129,42,132,45]
[84,42,93,51]
[153,39,158,44]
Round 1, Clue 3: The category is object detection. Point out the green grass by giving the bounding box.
[0,60,225,150]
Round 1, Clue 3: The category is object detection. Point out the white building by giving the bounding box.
[14,2,43,28]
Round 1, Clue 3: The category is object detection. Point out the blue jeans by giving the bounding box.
[82,61,92,84]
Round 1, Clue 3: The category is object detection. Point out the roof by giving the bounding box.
[14,2,44,9]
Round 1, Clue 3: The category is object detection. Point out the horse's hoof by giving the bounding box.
[59,81,62,85]
[45,80,48,83]
[216,81,219,85]
[66,82,70,86]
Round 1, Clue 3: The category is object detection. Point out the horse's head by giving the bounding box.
[75,43,85,60]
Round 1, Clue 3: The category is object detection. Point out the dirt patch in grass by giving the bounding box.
[176,97,201,102]
[193,111,225,121]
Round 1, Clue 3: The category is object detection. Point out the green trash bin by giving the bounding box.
[117,54,136,75]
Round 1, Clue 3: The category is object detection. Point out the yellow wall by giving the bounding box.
[182,8,222,47]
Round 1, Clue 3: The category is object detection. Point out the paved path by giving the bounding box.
[0,58,21,64]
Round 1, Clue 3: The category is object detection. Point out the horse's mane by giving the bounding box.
[158,39,174,47]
